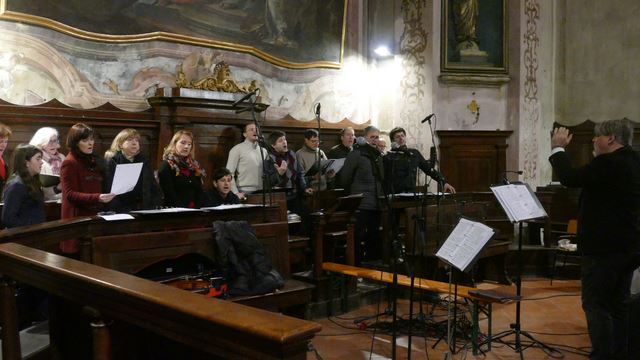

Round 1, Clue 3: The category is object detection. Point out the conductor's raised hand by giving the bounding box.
[551,127,573,149]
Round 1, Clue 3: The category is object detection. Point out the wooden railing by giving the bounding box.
[0,243,320,360]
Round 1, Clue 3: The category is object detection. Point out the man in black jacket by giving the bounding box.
[385,127,455,194]
[340,126,385,264]
[549,119,640,360]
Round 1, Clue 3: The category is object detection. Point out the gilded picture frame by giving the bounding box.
[0,0,347,70]
[440,0,508,74]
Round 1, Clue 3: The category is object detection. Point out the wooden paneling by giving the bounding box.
[0,97,366,190]
[437,130,512,192]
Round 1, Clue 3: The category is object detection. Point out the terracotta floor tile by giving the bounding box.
[310,278,590,359]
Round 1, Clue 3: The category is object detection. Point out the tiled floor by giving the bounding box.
[309,278,590,359]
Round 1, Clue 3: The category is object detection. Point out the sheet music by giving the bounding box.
[129,207,202,214]
[98,213,135,221]
[490,184,547,222]
[436,218,495,272]
[110,163,143,195]
[325,158,345,174]
[200,204,262,210]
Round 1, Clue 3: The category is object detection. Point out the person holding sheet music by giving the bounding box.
[60,123,115,252]
[158,129,206,208]
[29,127,65,200]
[549,119,640,360]
[385,126,456,194]
[2,144,46,228]
[206,168,240,207]
[296,129,334,191]
[104,128,161,212]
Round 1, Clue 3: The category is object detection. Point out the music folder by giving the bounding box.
[304,158,345,177]
[490,183,547,223]
[435,217,495,273]
[39,174,60,188]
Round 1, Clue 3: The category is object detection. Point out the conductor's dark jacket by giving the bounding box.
[549,146,640,255]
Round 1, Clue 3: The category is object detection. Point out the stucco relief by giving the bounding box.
[521,0,540,184]
[0,22,368,123]
[398,0,431,166]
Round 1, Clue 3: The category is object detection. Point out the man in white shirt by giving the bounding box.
[225,123,267,199]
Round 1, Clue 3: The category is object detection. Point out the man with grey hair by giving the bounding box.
[549,118,640,360]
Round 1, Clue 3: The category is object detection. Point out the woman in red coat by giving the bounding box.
[60,123,115,252]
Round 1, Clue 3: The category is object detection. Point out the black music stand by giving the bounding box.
[435,217,495,358]
[486,183,561,359]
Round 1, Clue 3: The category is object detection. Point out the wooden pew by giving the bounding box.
[386,195,511,285]
[0,207,313,315]
[322,262,518,355]
[0,205,281,255]
[0,243,320,360]
[90,221,313,314]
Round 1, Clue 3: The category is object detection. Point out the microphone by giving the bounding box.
[355,136,367,147]
[421,113,435,124]
[232,88,259,108]
[501,170,524,185]
[389,142,412,155]
[314,103,321,117]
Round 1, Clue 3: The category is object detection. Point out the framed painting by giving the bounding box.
[0,0,347,69]
[440,0,508,74]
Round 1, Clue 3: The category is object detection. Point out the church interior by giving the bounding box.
[0,0,639,359]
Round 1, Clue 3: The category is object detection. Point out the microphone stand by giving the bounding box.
[314,104,322,209]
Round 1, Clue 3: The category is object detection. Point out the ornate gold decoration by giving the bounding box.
[175,61,257,94]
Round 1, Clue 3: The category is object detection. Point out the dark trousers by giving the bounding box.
[355,210,381,265]
[581,254,636,360]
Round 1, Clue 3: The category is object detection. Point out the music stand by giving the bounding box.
[435,217,495,358]
[487,183,561,359]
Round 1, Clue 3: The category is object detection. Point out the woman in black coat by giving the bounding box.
[104,128,161,212]
[158,129,205,208]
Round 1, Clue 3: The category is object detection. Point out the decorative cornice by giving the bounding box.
[438,73,511,87]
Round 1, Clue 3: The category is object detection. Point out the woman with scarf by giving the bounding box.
[158,129,205,208]
[29,127,66,200]
[104,128,161,212]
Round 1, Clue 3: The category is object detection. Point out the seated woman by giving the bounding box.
[158,129,205,208]
[0,123,12,198]
[206,168,240,207]
[104,128,161,212]
[1,144,45,228]
[29,127,66,200]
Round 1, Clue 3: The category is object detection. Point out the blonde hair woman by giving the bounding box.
[158,130,205,208]
[29,127,66,200]
[104,128,161,212]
